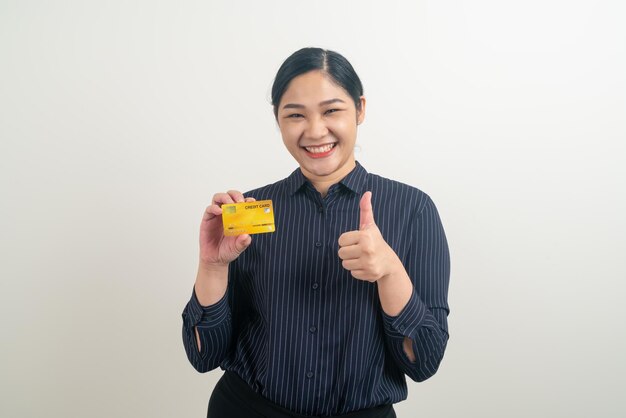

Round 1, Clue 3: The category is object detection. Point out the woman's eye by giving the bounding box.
[325,109,340,115]
[287,113,303,118]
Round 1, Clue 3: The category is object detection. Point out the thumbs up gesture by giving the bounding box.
[338,191,402,282]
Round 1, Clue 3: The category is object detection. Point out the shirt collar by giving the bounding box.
[286,161,369,196]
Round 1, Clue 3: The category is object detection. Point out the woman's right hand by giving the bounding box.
[199,190,255,268]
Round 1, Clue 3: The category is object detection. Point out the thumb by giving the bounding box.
[234,234,252,254]
[359,191,375,230]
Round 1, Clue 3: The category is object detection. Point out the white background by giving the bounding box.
[1,1,625,417]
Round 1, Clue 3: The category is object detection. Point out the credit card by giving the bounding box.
[221,200,276,236]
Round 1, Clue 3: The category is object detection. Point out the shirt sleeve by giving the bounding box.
[181,286,232,373]
[380,194,450,382]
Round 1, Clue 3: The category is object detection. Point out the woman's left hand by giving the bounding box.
[338,191,403,282]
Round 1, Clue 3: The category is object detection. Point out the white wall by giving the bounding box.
[1,1,624,417]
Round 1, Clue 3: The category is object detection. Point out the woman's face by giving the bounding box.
[277,70,365,183]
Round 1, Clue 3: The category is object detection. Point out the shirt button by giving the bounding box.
[309,326,317,333]
[315,241,322,248]
[399,324,405,332]
[306,371,314,379]
[317,206,324,213]
[312,283,319,290]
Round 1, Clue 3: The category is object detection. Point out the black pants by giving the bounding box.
[207,371,396,418]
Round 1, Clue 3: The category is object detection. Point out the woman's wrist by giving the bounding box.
[195,262,229,307]
[377,257,413,317]
[198,260,229,275]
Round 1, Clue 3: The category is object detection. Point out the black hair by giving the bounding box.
[271,47,364,119]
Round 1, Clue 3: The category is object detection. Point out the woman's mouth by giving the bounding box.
[303,143,336,158]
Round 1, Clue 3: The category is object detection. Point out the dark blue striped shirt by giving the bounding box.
[182,162,450,416]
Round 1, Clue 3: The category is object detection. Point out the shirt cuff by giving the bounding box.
[381,288,427,339]
[182,288,230,329]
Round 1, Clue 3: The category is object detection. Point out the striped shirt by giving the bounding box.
[182,162,450,416]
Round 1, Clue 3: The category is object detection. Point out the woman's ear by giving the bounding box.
[357,96,366,125]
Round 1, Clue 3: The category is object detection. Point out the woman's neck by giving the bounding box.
[303,159,356,197]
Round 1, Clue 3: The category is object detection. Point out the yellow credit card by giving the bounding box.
[221,200,276,236]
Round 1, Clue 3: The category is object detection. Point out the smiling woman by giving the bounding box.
[181,47,451,418]
[276,70,365,196]
[272,49,366,197]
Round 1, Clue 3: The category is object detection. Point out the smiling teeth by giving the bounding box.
[305,143,335,153]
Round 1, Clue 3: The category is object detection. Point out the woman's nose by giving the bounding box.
[305,116,329,139]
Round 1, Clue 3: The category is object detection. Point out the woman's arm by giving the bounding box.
[181,190,253,372]
[338,192,450,381]
[379,195,451,381]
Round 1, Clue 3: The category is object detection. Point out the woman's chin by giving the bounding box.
[299,155,355,179]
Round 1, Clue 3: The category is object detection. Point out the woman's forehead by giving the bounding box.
[281,71,352,105]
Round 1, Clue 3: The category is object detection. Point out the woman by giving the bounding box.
[182,47,450,418]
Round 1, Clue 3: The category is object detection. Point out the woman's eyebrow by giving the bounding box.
[282,98,346,110]
[282,103,305,110]
[319,98,345,106]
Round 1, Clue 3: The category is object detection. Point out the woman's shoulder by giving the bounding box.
[366,171,434,212]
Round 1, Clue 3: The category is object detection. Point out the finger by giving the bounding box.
[202,204,222,221]
[338,230,361,247]
[359,191,375,230]
[234,234,252,254]
[212,192,236,206]
[350,270,371,281]
[227,190,245,203]
[341,259,362,271]
[244,197,256,202]
[337,245,361,260]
